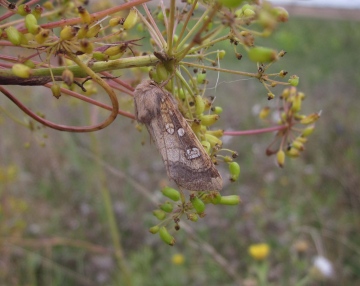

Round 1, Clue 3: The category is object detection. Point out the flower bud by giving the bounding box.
[62,69,74,86]
[32,4,43,20]
[218,0,244,8]
[196,72,206,84]
[109,17,125,27]
[295,136,307,144]
[219,195,241,205]
[92,51,109,61]
[149,225,160,234]
[77,25,89,39]
[248,46,277,63]
[187,213,199,222]
[60,25,77,40]
[152,209,166,220]
[300,113,320,125]
[291,94,302,112]
[160,202,173,213]
[190,195,206,214]
[223,156,233,163]
[86,24,101,38]
[78,6,92,24]
[288,75,299,86]
[205,129,224,138]
[217,50,226,60]
[35,28,50,44]
[155,63,169,82]
[292,137,304,149]
[281,88,290,99]
[204,133,222,148]
[273,7,289,22]
[157,11,164,21]
[23,60,36,68]
[194,95,205,115]
[279,70,288,78]
[228,162,240,182]
[159,226,175,246]
[199,114,219,127]
[123,9,138,30]
[276,149,285,168]
[79,39,93,54]
[43,1,54,10]
[259,106,270,119]
[243,8,256,17]
[201,141,211,154]
[209,191,222,204]
[6,26,23,46]
[103,45,121,57]
[203,97,212,111]
[302,125,315,137]
[25,14,40,35]
[286,147,300,158]
[161,186,180,201]
[17,4,31,16]
[51,83,61,99]
[12,64,32,78]
[267,92,275,100]
[211,106,223,115]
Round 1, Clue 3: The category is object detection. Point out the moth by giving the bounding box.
[134,80,223,191]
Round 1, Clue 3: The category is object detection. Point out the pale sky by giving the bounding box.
[269,0,360,9]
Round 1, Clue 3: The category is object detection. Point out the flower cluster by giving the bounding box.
[0,0,319,244]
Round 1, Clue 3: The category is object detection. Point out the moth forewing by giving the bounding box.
[134,80,223,191]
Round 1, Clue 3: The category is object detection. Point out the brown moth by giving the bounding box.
[134,80,223,191]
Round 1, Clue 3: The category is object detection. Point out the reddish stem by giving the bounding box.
[0,0,40,22]
[44,83,135,120]
[39,0,150,30]
[223,125,287,136]
[0,85,133,132]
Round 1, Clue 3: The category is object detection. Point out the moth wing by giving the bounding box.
[154,91,222,191]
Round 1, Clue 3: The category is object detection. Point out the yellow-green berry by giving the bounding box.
[159,226,175,246]
[190,195,205,214]
[153,209,166,220]
[123,9,138,30]
[160,202,173,213]
[229,162,240,182]
[248,46,277,63]
[12,64,32,78]
[219,195,241,205]
[161,187,180,201]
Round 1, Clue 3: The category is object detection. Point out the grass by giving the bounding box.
[0,15,360,286]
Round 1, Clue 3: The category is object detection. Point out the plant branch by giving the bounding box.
[223,125,287,136]
[0,54,159,82]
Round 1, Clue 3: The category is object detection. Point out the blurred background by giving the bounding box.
[0,1,359,285]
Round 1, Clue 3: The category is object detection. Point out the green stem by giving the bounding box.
[90,132,132,285]
[0,104,29,127]
[166,0,176,55]
[176,0,198,48]
[185,33,229,56]
[181,61,258,78]
[176,6,211,51]
[0,55,158,78]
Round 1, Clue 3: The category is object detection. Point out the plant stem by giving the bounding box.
[90,131,132,286]
[166,0,176,55]
[224,125,287,136]
[176,6,211,51]
[0,54,158,80]
[181,61,258,78]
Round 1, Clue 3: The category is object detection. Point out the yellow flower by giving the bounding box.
[248,243,270,261]
[171,253,185,265]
